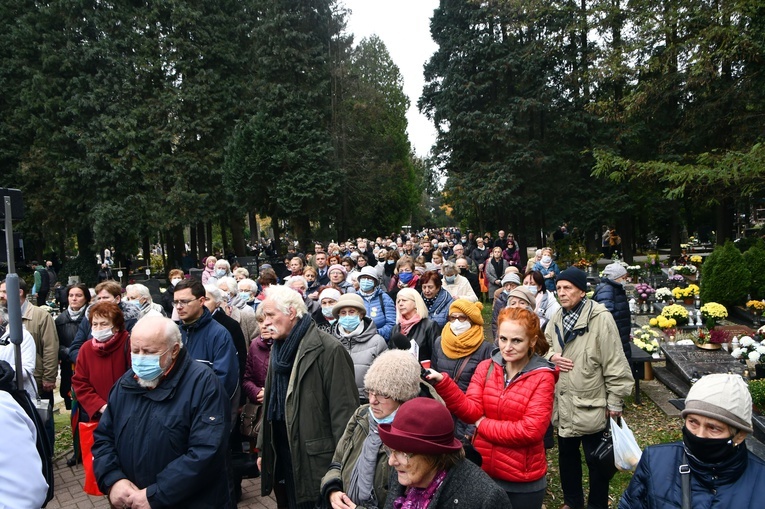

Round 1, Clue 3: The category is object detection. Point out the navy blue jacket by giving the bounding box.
[620,441,765,509]
[593,278,631,360]
[425,288,454,328]
[179,307,239,400]
[93,348,232,508]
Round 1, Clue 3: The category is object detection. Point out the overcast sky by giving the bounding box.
[343,0,440,158]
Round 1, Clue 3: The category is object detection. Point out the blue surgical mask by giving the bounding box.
[321,306,334,318]
[338,315,361,331]
[127,299,141,307]
[398,272,414,284]
[444,275,456,284]
[370,407,397,424]
[524,285,538,297]
[359,279,375,292]
[131,348,170,381]
[215,269,226,277]
[386,259,394,265]
[238,291,251,302]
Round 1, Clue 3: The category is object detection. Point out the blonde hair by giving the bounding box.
[396,288,429,321]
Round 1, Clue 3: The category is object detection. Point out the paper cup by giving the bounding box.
[420,360,431,370]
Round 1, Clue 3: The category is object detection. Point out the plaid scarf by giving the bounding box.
[562,297,586,338]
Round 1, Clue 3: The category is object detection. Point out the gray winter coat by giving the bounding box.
[331,318,388,401]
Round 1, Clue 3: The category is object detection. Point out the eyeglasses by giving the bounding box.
[448,315,469,322]
[173,298,200,308]
[382,445,414,465]
[364,389,392,401]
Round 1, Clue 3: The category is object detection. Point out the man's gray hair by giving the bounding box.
[126,283,152,302]
[204,284,224,305]
[217,277,238,297]
[238,278,258,292]
[265,284,306,318]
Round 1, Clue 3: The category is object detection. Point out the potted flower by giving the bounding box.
[672,284,700,304]
[633,326,662,380]
[731,335,765,372]
[700,302,728,329]
[660,303,689,326]
[644,254,663,275]
[747,300,765,326]
[655,287,673,303]
[668,274,685,288]
[649,315,677,335]
[626,265,642,282]
[749,379,765,412]
[634,283,655,303]
[690,255,703,266]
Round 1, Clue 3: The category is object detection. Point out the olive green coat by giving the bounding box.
[258,321,358,506]
[544,299,633,438]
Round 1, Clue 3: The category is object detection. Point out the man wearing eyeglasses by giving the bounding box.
[173,279,239,407]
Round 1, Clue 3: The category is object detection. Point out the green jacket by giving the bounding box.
[320,405,389,508]
[544,299,633,438]
[22,301,59,387]
[258,320,358,505]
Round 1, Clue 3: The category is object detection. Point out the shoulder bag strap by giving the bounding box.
[680,451,691,509]
[453,357,469,385]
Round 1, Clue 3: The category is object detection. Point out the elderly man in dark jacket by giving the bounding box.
[257,285,358,509]
[592,262,631,361]
[93,316,232,509]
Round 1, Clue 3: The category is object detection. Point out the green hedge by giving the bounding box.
[743,240,765,300]
[57,256,99,288]
[700,241,751,308]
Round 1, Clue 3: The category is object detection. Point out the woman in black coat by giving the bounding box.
[592,263,631,361]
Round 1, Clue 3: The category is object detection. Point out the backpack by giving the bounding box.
[0,360,54,506]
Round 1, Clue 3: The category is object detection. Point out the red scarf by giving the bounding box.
[399,314,422,336]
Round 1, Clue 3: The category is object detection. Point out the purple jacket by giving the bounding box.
[243,336,272,402]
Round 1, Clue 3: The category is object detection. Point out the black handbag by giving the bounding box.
[590,421,614,470]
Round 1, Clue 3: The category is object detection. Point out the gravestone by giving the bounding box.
[189,268,203,281]
[236,256,260,279]
[662,344,744,383]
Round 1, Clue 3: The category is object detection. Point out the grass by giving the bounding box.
[54,411,74,459]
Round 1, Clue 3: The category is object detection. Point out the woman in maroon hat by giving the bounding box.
[426,307,557,509]
[377,397,511,508]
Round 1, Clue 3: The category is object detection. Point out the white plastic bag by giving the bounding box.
[610,417,642,471]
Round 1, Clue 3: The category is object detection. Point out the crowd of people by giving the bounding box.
[1,227,764,509]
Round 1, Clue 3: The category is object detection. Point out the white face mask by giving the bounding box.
[524,285,539,297]
[449,320,472,336]
[92,327,114,342]
[171,278,182,286]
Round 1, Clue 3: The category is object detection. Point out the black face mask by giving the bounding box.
[459,268,469,276]
[682,425,738,464]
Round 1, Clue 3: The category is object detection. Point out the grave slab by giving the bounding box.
[662,344,745,383]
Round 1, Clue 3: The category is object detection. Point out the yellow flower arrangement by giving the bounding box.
[661,304,689,325]
[650,316,677,329]
[633,326,661,353]
[747,300,765,312]
[672,284,700,300]
[690,255,702,264]
[700,302,727,329]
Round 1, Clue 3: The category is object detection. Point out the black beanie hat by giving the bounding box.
[556,267,587,292]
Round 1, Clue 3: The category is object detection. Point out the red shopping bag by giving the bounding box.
[79,421,104,496]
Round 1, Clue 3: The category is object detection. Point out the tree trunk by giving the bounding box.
[231,215,246,256]
[670,210,682,261]
[206,221,213,256]
[715,199,734,244]
[196,222,206,260]
[141,235,151,272]
[190,224,198,262]
[220,218,229,255]
[272,216,282,255]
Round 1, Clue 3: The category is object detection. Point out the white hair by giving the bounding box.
[126,283,152,302]
[233,267,249,278]
[204,284,224,305]
[441,261,458,276]
[265,284,307,318]
[215,259,231,272]
[287,276,308,291]
[217,276,238,297]
[238,278,258,292]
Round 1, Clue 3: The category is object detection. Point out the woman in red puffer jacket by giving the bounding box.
[426,307,558,509]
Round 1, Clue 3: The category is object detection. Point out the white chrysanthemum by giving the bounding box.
[740,336,755,347]
[757,345,765,355]
[748,351,761,362]
[731,348,743,358]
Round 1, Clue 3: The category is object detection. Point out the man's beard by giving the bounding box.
[137,377,161,389]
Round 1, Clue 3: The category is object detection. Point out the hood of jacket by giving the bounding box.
[490,349,558,380]
[332,316,380,344]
